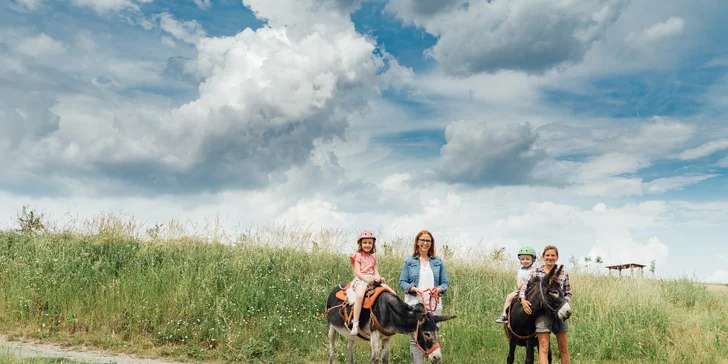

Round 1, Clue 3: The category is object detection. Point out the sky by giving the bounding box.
[1,0,727,284]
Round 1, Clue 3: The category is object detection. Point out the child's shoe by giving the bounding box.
[495,314,508,323]
[350,322,359,335]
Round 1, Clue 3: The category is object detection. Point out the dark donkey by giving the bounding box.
[503,264,570,364]
[322,283,456,364]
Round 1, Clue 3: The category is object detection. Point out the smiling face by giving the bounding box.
[519,254,534,267]
[417,234,432,255]
[360,238,375,253]
[542,248,558,267]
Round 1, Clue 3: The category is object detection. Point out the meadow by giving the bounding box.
[0,209,726,363]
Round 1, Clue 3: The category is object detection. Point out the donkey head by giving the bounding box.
[411,303,457,363]
[526,265,566,317]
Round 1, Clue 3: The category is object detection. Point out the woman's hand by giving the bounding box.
[521,298,532,315]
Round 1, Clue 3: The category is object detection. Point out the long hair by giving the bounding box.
[412,230,436,257]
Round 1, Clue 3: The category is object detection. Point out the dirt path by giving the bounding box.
[0,335,186,363]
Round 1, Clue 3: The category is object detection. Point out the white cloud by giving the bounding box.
[69,0,145,14]
[10,0,43,12]
[1,11,392,195]
[434,121,547,186]
[242,0,362,30]
[379,173,412,191]
[11,33,66,58]
[585,202,670,267]
[717,157,728,168]
[576,153,650,181]
[626,16,685,47]
[644,175,718,194]
[156,12,206,45]
[275,199,348,228]
[193,0,211,10]
[387,0,630,75]
[704,270,728,284]
[674,138,728,160]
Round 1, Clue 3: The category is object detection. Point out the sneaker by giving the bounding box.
[495,314,508,323]
[350,325,359,336]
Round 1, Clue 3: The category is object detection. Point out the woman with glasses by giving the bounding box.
[398,230,450,364]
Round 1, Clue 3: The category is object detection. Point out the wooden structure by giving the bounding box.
[605,263,645,278]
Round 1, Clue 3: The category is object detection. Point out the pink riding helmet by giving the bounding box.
[357,230,376,242]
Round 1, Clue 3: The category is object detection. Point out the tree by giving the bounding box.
[649,260,656,277]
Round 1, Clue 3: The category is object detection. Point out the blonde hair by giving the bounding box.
[412,230,436,257]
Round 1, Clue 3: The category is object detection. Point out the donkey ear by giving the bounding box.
[546,266,555,280]
[412,303,425,314]
[433,315,457,323]
[555,264,563,277]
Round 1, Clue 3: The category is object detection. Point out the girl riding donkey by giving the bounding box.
[349,230,387,336]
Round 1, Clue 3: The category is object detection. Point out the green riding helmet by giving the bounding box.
[517,246,537,259]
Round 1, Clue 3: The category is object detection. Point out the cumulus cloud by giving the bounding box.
[387,0,630,76]
[585,202,670,267]
[242,0,363,29]
[0,10,393,196]
[434,121,547,186]
[704,270,728,284]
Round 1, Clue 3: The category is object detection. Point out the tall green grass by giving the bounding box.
[0,223,726,363]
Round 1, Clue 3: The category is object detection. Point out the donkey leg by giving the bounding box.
[369,330,381,364]
[328,324,336,364]
[380,335,391,364]
[525,340,535,364]
[506,338,516,364]
[347,338,355,364]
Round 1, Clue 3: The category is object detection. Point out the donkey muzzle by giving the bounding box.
[557,302,572,320]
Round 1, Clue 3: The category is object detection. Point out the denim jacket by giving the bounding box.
[399,255,449,297]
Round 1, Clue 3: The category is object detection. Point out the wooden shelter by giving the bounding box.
[605,263,646,277]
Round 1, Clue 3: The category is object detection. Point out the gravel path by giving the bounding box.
[0,335,186,363]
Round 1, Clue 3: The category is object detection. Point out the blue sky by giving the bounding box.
[1,0,727,284]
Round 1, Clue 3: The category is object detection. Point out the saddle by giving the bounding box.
[336,282,396,309]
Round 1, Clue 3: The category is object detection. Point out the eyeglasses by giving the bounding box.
[418,239,432,243]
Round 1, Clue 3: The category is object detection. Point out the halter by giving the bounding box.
[538,277,567,315]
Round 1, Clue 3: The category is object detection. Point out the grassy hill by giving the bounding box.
[0,225,726,363]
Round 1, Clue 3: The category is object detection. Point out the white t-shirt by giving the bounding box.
[405,261,443,311]
[515,264,536,288]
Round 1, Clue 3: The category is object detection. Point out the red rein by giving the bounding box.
[414,287,441,356]
[417,287,440,314]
